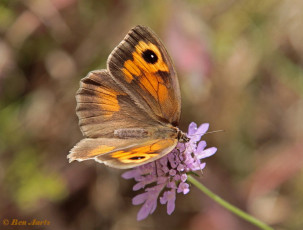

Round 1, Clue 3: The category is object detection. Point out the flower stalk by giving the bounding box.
[187,175,274,230]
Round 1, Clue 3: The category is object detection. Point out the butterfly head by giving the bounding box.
[177,130,190,143]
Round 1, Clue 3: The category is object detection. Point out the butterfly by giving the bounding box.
[68,25,189,169]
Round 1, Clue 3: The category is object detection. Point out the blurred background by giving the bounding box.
[1,0,303,229]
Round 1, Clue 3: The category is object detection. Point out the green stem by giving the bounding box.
[187,175,274,230]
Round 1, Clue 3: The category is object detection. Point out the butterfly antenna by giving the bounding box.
[189,129,225,138]
[205,129,225,135]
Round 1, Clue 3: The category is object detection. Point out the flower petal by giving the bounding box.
[181,173,187,182]
[197,147,217,159]
[188,122,197,135]
[196,141,207,154]
[160,191,168,204]
[133,193,148,205]
[177,182,190,194]
[169,169,176,176]
[121,169,138,179]
[137,199,155,221]
[196,123,209,136]
[167,189,176,215]
[191,162,206,171]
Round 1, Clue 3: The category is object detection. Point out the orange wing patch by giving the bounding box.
[122,60,140,83]
[158,83,169,106]
[78,77,123,119]
[111,139,174,164]
[97,87,120,117]
[121,41,170,103]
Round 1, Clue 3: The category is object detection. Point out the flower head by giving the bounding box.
[122,122,217,221]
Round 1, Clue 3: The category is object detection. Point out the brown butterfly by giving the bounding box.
[68,25,189,169]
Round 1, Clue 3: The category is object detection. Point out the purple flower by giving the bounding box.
[122,122,217,221]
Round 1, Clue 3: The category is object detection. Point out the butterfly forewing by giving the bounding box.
[108,25,181,125]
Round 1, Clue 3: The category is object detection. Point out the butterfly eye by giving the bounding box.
[142,49,158,64]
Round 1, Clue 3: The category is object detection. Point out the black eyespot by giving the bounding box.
[142,49,158,64]
[129,156,145,160]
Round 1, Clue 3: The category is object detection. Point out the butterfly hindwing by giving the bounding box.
[68,137,177,169]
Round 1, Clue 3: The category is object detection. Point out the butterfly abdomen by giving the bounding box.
[114,128,149,139]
